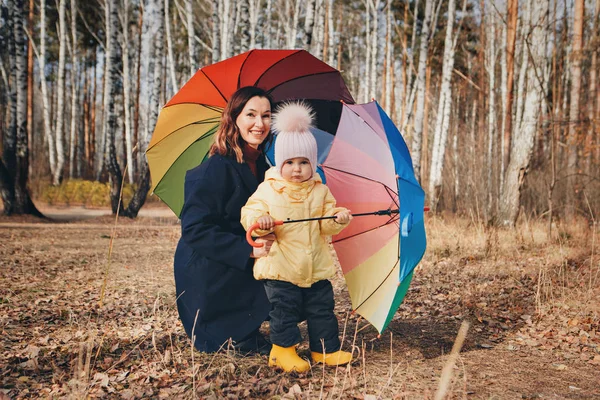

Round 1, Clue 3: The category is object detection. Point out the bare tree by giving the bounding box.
[411,0,434,181]
[428,0,466,210]
[0,0,42,216]
[502,0,518,185]
[53,0,67,185]
[302,0,316,49]
[499,0,549,226]
[122,0,135,183]
[566,0,584,217]
[68,0,79,179]
[239,0,250,51]
[186,0,196,74]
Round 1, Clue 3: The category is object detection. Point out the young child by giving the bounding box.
[241,102,353,373]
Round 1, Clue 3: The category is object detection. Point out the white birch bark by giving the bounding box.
[249,0,260,48]
[499,0,549,226]
[303,0,316,50]
[313,0,325,56]
[364,0,371,102]
[186,0,196,74]
[384,0,392,111]
[104,0,123,210]
[69,0,78,178]
[428,0,456,207]
[411,0,434,181]
[164,0,177,95]
[212,0,220,62]
[500,16,508,170]
[38,0,56,176]
[122,0,135,182]
[485,6,497,214]
[239,0,250,52]
[566,0,584,215]
[53,0,67,185]
[327,0,334,65]
[265,0,273,48]
[370,0,382,102]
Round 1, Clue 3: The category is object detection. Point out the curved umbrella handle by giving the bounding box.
[246,220,284,248]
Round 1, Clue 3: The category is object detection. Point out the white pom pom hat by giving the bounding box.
[272,102,318,174]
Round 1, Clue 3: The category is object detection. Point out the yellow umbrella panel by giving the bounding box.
[147,104,222,217]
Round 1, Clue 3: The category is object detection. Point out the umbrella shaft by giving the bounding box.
[282,209,400,224]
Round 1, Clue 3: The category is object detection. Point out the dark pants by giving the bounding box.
[263,279,341,353]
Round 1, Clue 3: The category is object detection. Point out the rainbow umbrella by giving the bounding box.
[324,101,426,334]
[260,101,426,334]
[146,49,354,217]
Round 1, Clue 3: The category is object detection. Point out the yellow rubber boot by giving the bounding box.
[268,344,310,373]
[311,350,353,366]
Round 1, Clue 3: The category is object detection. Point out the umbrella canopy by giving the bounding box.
[147,49,354,217]
[321,101,427,334]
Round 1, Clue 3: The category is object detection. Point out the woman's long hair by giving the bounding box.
[209,86,274,163]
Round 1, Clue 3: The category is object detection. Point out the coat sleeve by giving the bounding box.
[241,184,273,237]
[320,186,350,236]
[180,160,253,270]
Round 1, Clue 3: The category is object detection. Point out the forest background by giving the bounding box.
[1,0,599,224]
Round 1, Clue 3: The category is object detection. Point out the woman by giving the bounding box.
[174,86,275,354]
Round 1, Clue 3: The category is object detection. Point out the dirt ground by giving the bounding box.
[1,207,599,399]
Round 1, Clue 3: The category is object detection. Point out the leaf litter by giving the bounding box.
[0,213,599,399]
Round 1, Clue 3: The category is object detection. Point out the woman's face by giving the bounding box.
[236,96,272,149]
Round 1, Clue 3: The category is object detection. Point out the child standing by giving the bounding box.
[241,102,353,373]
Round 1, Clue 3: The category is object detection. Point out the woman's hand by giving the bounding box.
[335,210,352,224]
[257,215,276,230]
[251,233,275,258]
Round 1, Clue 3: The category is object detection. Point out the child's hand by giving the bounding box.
[335,210,352,224]
[257,215,276,230]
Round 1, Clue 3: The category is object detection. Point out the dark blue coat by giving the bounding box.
[174,153,271,352]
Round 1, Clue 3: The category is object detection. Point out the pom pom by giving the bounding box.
[272,102,315,134]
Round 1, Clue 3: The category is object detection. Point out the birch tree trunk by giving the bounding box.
[0,0,41,216]
[498,0,549,226]
[265,0,273,48]
[38,0,57,177]
[124,0,164,217]
[327,0,334,65]
[186,0,196,74]
[485,6,497,218]
[68,0,78,179]
[212,0,220,62]
[122,0,135,183]
[27,0,34,164]
[53,0,67,185]
[370,0,382,102]
[103,0,125,213]
[428,0,456,209]
[303,0,316,50]
[384,0,392,111]
[566,0,584,218]
[364,0,371,102]
[249,0,259,49]
[411,0,434,181]
[165,0,177,94]
[502,0,518,185]
[239,0,250,52]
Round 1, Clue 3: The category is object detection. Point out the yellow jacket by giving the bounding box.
[241,167,349,287]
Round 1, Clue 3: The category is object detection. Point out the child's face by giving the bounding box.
[281,157,312,183]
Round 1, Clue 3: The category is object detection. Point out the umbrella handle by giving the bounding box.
[246,220,284,248]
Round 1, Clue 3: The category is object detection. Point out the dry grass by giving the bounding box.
[1,211,599,399]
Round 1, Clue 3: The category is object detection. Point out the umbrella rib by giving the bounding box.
[352,259,400,314]
[321,165,398,196]
[201,70,228,104]
[333,213,399,244]
[238,49,256,88]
